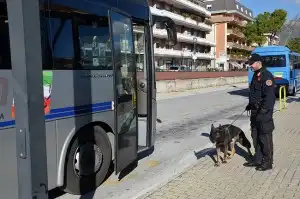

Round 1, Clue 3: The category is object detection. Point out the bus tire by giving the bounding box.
[62,125,112,195]
[292,87,296,96]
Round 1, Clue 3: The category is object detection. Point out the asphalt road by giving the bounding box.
[57,83,253,199]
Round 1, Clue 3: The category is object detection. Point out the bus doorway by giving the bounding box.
[133,22,152,153]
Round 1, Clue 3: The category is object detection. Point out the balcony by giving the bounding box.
[153,28,216,46]
[150,7,212,32]
[211,15,248,27]
[227,29,244,38]
[227,54,249,61]
[157,0,211,18]
[227,42,254,51]
[228,18,247,27]
[154,48,215,59]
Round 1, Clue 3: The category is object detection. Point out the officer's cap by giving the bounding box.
[248,53,263,65]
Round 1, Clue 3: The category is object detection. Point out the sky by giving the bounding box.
[241,0,300,20]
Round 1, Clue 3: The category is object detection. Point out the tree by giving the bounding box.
[268,9,287,44]
[244,9,287,46]
[287,37,300,53]
[244,17,267,46]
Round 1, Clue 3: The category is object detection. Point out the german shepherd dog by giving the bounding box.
[209,124,252,167]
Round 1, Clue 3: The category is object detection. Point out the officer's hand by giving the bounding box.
[245,104,251,111]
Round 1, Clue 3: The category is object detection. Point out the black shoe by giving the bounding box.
[243,162,260,167]
[255,164,272,171]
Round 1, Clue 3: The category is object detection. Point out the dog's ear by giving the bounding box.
[219,124,221,128]
[211,124,215,131]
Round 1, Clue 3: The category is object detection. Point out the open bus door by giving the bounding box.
[111,10,138,173]
[111,10,177,173]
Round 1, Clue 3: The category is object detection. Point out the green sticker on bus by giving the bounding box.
[12,71,53,118]
[274,72,283,77]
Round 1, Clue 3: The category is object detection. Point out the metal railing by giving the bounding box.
[150,7,212,31]
[227,42,254,51]
[152,28,216,46]
[227,29,245,38]
[279,86,287,111]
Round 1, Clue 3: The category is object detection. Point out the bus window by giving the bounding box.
[0,17,11,70]
[77,17,112,70]
[261,55,286,67]
[46,17,75,70]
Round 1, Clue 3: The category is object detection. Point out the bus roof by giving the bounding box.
[252,46,291,54]
[2,0,151,21]
[1,0,151,20]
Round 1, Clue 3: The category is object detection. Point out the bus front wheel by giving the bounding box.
[63,125,112,195]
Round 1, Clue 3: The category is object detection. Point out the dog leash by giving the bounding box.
[226,109,247,130]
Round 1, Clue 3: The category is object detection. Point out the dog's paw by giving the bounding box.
[214,162,221,167]
[222,160,228,164]
[227,156,232,159]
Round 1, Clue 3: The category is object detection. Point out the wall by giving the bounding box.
[156,76,247,93]
[155,71,247,80]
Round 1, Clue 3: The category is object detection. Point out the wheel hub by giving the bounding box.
[74,143,103,176]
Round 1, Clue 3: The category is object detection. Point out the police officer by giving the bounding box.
[243,53,276,171]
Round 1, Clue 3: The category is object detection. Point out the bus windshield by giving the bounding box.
[261,55,286,67]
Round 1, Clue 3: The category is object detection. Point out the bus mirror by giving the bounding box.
[152,15,177,46]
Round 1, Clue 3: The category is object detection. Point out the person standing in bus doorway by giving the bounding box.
[244,53,276,171]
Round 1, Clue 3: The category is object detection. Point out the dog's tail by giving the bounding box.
[239,131,251,149]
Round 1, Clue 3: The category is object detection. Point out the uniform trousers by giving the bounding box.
[250,110,274,165]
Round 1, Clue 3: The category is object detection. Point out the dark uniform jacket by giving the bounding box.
[249,67,276,122]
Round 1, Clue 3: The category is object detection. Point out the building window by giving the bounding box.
[206,5,212,10]
[241,7,243,12]
[245,10,247,14]
[249,12,252,16]
[236,4,239,9]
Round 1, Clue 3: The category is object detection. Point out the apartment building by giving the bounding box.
[203,0,254,71]
[147,0,216,71]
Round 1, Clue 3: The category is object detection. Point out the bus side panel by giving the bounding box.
[50,70,115,186]
[0,128,18,199]
[267,67,290,86]
[0,71,18,199]
[0,71,58,191]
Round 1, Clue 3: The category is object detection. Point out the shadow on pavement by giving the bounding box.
[194,147,217,163]
[49,162,115,199]
[227,88,249,98]
[193,143,252,165]
[286,96,300,103]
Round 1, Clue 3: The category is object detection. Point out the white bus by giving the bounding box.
[0,0,176,197]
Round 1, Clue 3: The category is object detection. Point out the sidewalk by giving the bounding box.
[142,100,300,199]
